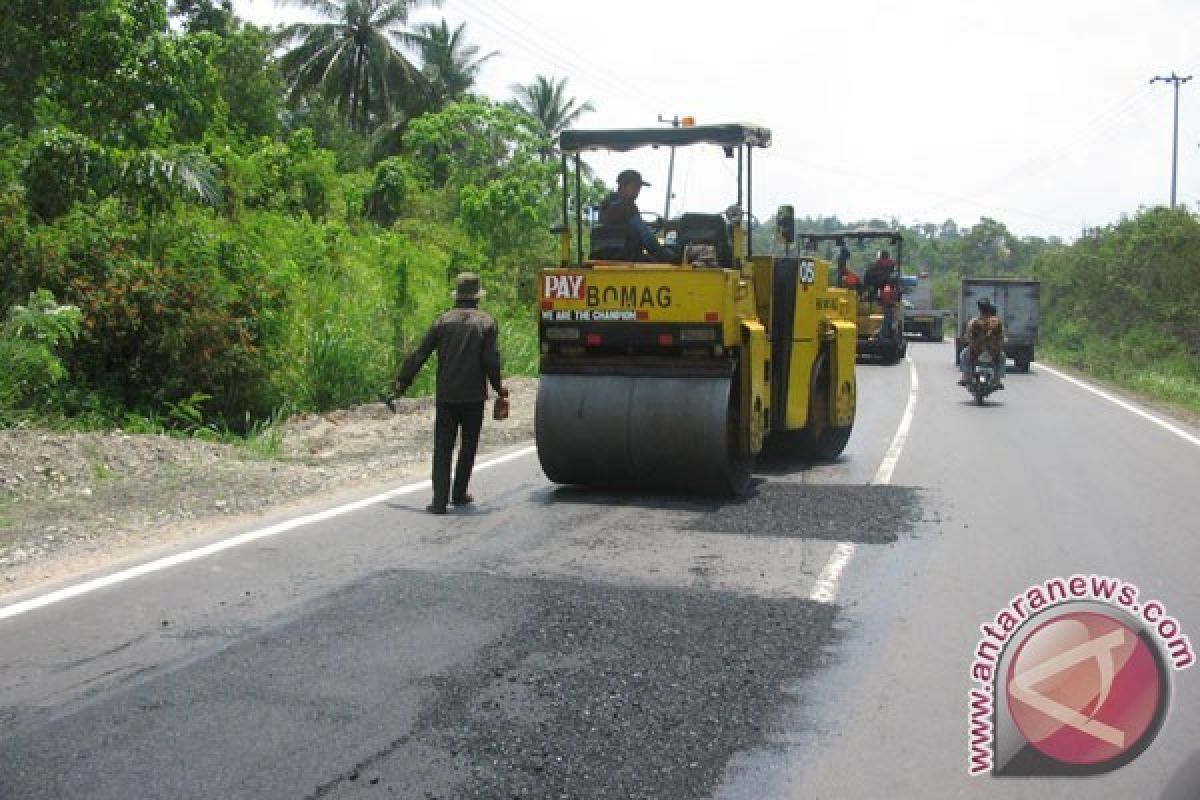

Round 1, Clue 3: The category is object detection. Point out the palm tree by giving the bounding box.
[413,19,497,112]
[275,0,440,133]
[506,75,595,156]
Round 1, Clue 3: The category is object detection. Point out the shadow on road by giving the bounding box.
[535,482,927,544]
[532,483,758,513]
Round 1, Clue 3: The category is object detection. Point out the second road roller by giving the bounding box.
[536,122,858,495]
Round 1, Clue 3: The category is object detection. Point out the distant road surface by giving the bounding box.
[2,342,1198,799]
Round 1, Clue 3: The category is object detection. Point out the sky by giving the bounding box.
[234,0,1200,241]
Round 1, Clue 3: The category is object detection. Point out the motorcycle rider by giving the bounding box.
[958,298,1006,388]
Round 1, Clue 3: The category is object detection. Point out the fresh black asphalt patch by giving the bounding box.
[0,570,839,800]
[398,578,838,800]
[683,483,924,544]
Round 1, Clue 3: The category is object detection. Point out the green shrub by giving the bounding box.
[364,156,417,225]
[0,289,82,415]
[22,129,109,220]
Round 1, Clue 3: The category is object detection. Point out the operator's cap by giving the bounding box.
[616,169,650,187]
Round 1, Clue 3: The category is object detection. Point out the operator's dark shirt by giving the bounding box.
[396,305,503,403]
[598,193,638,225]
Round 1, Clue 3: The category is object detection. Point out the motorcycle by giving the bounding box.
[966,351,1003,405]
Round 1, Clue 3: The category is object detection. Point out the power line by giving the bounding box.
[454,3,665,110]
[768,152,1079,229]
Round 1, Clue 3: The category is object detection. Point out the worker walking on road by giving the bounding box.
[393,272,508,515]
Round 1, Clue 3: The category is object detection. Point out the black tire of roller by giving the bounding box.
[796,352,853,461]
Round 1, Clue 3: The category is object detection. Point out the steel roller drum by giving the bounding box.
[535,373,752,495]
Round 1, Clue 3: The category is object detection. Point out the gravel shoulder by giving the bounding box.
[0,378,538,599]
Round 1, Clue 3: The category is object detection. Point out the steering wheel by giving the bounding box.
[723,205,760,230]
[640,211,665,233]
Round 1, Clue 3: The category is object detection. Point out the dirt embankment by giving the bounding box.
[0,378,538,597]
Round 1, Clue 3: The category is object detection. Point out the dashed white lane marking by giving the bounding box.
[810,354,920,604]
[810,542,857,604]
[1037,362,1200,450]
[0,445,539,621]
[872,354,921,486]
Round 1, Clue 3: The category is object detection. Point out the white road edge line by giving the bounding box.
[810,354,920,605]
[1036,362,1200,449]
[0,445,539,621]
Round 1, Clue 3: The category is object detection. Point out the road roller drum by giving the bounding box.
[536,372,752,495]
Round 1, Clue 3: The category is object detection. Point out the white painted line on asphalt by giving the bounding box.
[810,542,856,604]
[810,355,920,604]
[1037,363,1200,450]
[0,444,539,621]
[872,354,921,485]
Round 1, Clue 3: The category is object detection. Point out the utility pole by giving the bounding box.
[1150,72,1192,208]
[658,114,680,220]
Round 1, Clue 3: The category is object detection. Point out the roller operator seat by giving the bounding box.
[588,223,645,261]
[675,213,733,268]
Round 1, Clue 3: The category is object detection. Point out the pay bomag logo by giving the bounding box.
[543,273,586,301]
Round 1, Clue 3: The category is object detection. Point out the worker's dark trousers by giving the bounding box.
[432,401,485,507]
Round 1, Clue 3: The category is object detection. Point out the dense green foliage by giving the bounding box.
[0,0,578,432]
[1033,208,1200,410]
[1,0,1194,433]
[0,289,82,419]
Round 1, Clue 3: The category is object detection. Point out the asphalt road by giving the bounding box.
[2,342,1199,799]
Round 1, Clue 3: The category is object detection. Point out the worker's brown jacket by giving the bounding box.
[396,305,503,403]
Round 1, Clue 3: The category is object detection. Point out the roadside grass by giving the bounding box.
[0,497,13,533]
[1040,338,1200,416]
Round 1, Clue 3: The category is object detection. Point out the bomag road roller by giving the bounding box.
[534,122,858,495]
[799,229,909,365]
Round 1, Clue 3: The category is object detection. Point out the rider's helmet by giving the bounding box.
[977,297,992,314]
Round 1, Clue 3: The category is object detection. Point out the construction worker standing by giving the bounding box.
[393,272,508,514]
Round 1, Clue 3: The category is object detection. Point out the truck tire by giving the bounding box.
[881,341,899,365]
[1014,348,1031,372]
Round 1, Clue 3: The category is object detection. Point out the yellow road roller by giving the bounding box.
[799,229,909,364]
[536,123,858,494]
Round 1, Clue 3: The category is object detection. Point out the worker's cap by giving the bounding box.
[977,297,995,312]
[453,272,486,300]
[616,169,650,187]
